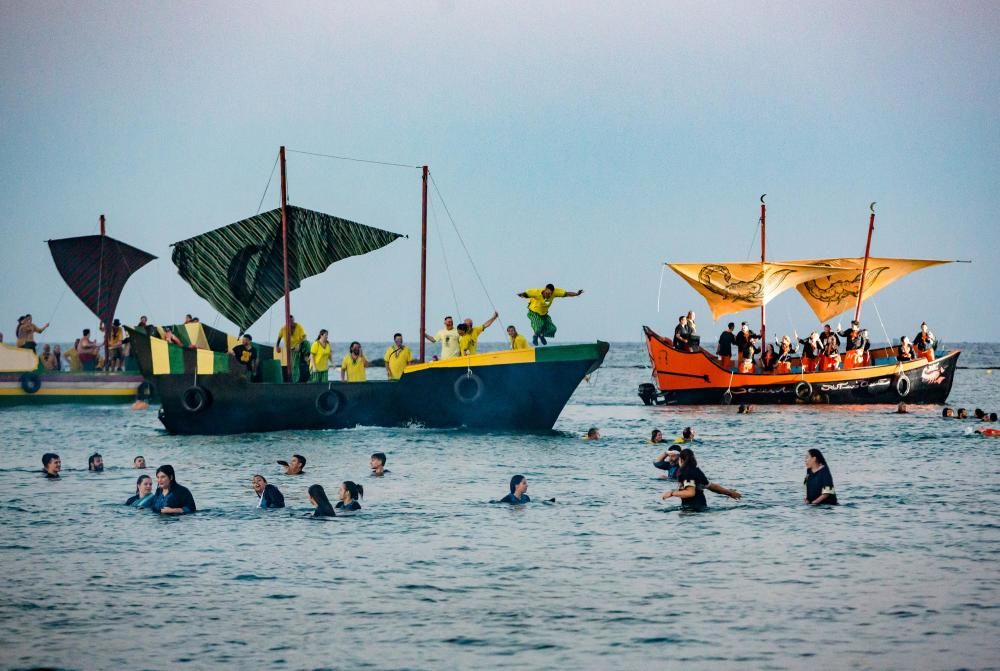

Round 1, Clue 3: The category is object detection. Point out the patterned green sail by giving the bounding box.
[171,206,404,331]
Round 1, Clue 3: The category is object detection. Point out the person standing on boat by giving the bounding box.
[341,341,368,382]
[424,316,460,359]
[860,329,872,366]
[734,323,759,371]
[839,321,864,369]
[76,328,100,371]
[232,334,258,380]
[760,344,778,372]
[16,314,48,351]
[384,333,412,380]
[99,318,125,371]
[804,449,838,505]
[507,325,530,350]
[309,330,332,383]
[819,324,841,352]
[685,311,700,350]
[775,336,796,373]
[459,311,499,355]
[913,322,936,361]
[275,316,308,383]
[161,326,183,346]
[673,315,691,351]
[798,332,821,373]
[716,322,736,371]
[818,338,841,371]
[517,284,584,346]
[135,315,157,338]
[896,336,917,362]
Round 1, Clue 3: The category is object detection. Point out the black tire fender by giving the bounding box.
[895,374,911,398]
[794,380,813,401]
[20,373,41,394]
[181,386,211,413]
[454,372,484,404]
[136,380,154,401]
[315,389,342,416]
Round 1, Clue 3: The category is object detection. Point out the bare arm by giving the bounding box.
[517,292,529,299]
[423,332,436,343]
[482,311,499,329]
[662,484,697,500]
[809,494,830,505]
[565,289,584,297]
[707,482,742,500]
[340,364,347,382]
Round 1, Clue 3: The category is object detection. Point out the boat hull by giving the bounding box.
[641,325,958,405]
[0,372,147,406]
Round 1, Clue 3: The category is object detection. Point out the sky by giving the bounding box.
[1,1,997,346]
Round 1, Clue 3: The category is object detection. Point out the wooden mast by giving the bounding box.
[279,147,294,381]
[100,214,110,367]
[759,194,766,345]
[854,202,876,322]
[419,165,428,362]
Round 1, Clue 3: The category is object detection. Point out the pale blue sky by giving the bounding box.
[2,1,997,346]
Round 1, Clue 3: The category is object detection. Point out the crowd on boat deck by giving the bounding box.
[671,311,938,373]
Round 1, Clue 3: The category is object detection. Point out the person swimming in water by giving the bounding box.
[277,454,306,475]
[942,408,955,418]
[583,427,600,440]
[133,456,146,469]
[252,474,285,509]
[650,429,664,444]
[41,453,61,478]
[125,475,155,508]
[370,452,389,477]
[498,474,531,504]
[957,408,968,419]
[335,481,364,511]
[661,448,741,511]
[653,445,682,480]
[676,427,695,443]
[308,484,336,517]
[150,465,197,515]
[804,448,838,505]
[88,453,104,472]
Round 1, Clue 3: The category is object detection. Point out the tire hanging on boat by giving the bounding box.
[315,389,342,416]
[454,371,484,404]
[136,380,154,401]
[20,373,41,394]
[794,380,813,401]
[895,374,911,398]
[181,386,211,413]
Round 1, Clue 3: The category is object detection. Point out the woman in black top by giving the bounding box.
[760,344,777,372]
[335,481,363,511]
[896,336,917,362]
[661,448,741,510]
[804,448,838,505]
[308,484,336,517]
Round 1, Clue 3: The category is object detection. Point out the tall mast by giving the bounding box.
[759,194,766,345]
[279,146,294,381]
[854,202,876,322]
[419,165,428,362]
[100,214,109,367]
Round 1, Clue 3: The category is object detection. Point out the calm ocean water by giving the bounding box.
[1,342,998,670]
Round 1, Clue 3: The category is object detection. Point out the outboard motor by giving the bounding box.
[638,383,658,406]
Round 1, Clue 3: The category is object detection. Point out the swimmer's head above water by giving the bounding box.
[510,474,528,497]
[42,453,61,477]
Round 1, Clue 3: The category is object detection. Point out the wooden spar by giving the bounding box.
[759,195,766,345]
[279,146,293,381]
[854,202,876,323]
[419,166,428,362]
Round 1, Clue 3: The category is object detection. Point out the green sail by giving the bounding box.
[171,206,404,331]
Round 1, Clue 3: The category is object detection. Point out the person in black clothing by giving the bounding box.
[913,322,935,355]
[252,474,285,508]
[798,332,821,372]
[88,453,104,472]
[839,321,863,351]
[760,344,777,372]
[673,315,691,351]
[819,324,841,350]
[860,329,872,365]
[336,481,364,511]
[41,453,61,478]
[661,448,741,510]
[499,474,531,504]
[232,334,258,379]
[370,452,389,477]
[734,322,759,371]
[804,448,838,505]
[151,465,197,514]
[308,484,336,517]
[717,322,736,371]
[896,336,917,362]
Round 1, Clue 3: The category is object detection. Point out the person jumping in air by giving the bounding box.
[516,283,584,346]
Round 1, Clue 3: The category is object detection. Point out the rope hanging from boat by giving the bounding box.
[656,264,666,313]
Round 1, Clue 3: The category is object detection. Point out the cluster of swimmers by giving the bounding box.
[943,407,999,422]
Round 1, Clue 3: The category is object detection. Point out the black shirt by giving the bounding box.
[676,465,709,510]
[717,330,736,357]
[819,331,841,349]
[335,500,361,511]
[673,324,689,347]
[232,344,257,370]
[798,338,819,358]
[805,466,838,505]
[839,328,863,351]
[735,330,758,352]
[897,346,916,362]
[913,332,933,352]
[498,493,531,504]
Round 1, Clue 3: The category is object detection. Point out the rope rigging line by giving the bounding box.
[870,300,892,351]
[744,215,761,261]
[428,195,461,319]
[256,152,280,215]
[286,149,420,170]
[428,172,500,318]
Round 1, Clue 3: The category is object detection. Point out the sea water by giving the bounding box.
[1,342,998,670]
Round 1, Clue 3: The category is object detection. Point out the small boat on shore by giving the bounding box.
[641,199,962,406]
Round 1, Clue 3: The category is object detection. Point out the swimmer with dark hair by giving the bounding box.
[676,427,696,443]
[88,453,104,472]
[653,445,682,480]
[252,474,285,509]
[151,465,197,514]
[583,427,600,440]
[308,484,336,517]
[650,429,664,444]
[499,475,531,504]
[133,456,146,469]
[41,453,61,478]
[336,481,364,511]
[661,448,741,510]
[957,408,968,419]
[804,448,838,505]
[942,408,955,418]
[370,452,389,477]
[277,454,306,475]
[125,475,155,508]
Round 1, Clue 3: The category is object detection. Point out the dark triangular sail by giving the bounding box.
[48,235,157,328]
[171,206,404,331]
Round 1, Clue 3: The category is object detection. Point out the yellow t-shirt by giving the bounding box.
[341,354,366,382]
[458,326,484,355]
[510,334,529,350]
[107,326,123,347]
[384,345,412,380]
[277,323,307,349]
[433,328,460,359]
[310,341,332,371]
[524,287,566,316]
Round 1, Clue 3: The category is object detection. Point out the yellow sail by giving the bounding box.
[667,262,849,319]
[791,257,952,323]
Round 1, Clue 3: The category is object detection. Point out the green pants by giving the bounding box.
[288,340,311,383]
[527,310,557,338]
[310,370,329,383]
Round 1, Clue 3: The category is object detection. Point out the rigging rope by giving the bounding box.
[656,264,666,313]
[870,300,892,350]
[256,152,280,215]
[429,196,461,319]
[744,216,761,261]
[286,149,420,170]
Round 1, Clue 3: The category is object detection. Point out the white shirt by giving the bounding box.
[433,328,460,359]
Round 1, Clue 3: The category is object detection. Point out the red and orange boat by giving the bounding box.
[640,199,962,406]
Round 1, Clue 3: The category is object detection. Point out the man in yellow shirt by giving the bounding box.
[341,341,368,382]
[517,283,584,346]
[275,316,308,382]
[423,316,460,360]
[384,333,412,380]
[457,311,499,355]
[507,325,530,350]
[309,329,332,382]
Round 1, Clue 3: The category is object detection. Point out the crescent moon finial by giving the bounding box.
[870,201,876,213]
[760,193,766,203]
